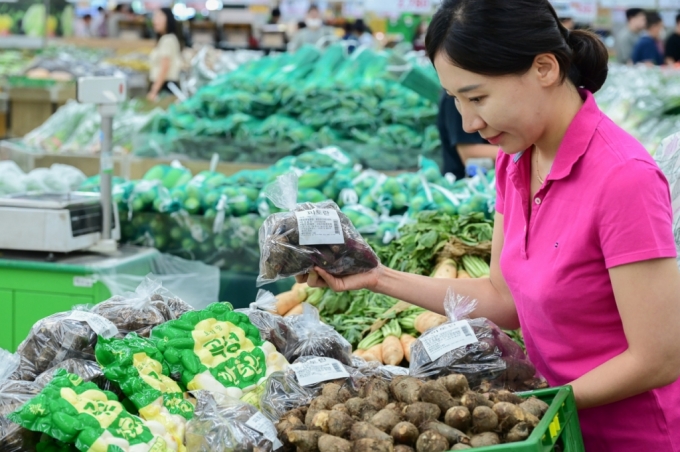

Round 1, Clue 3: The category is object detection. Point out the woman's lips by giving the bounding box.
[484,133,503,145]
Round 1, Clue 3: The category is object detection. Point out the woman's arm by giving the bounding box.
[148,57,171,101]
[304,213,520,329]
[570,257,680,409]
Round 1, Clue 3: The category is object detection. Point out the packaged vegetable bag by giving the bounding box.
[8,369,178,452]
[409,289,542,392]
[257,172,379,285]
[185,391,279,452]
[96,334,195,451]
[150,303,289,401]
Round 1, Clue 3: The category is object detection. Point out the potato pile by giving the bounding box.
[276,374,549,452]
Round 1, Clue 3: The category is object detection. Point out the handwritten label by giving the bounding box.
[419,320,478,362]
[294,209,344,246]
[291,357,349,387]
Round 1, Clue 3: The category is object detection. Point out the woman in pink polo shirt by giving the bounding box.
[298,0,680,450]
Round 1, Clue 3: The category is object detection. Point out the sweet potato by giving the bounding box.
[472,406,498,433]
[420,421,470,446]
[469,432,500,447]
[390,422,419,446]
[323,383,352,403]
[444,406,471,432]
[438,374,470,397]
[390,377,424,404]
[418,380,459,413]
[371,409,402,433]
[352,438,394,452]
[319,435,351,452]
[311,411,332,432]
[288,430,324,452]
[403,403,441,427]
[519,398,549,418]
[394,446,415,452]
[328,411,354,438]
[415,431,449,452]
[350,422,394,442]
[505,422,530,443]
[461,391,494,412]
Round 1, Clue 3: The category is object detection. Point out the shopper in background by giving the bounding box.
[92,6,107,37]
[268,7,282,25]
[665,13,680,64]
[438,92,497,180]
[299,1,680,450]
[147,8,182,101]
[559,16,575,31]
[288,4,334,52]
[108,4,131,38]
[75,14,93,37]
[615,8,646,64]
[412,19,428,51]
[353,19,374,48]
[632,11,665,66]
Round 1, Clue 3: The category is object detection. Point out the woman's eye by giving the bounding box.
[469,97,483,103]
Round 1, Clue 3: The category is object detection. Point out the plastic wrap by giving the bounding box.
[8,369,179,451]
[409,289,541,391]
[237,291,290,350]
[98,253,219,311]
[0,161,27,196]
[90,276,194,338]
[258,173,379,285]
[11,309,119,382]
[185,391,276,452]
[33,359,108,390]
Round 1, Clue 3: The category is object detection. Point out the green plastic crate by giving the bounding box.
[470,386,584,452]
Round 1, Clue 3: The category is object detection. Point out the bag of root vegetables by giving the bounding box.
[257,172,380,286]
[409,289,542,391]
[186,391,280,452]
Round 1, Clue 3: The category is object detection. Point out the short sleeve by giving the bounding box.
[157,34,180,58]
[494,150,509,215]
[597,160,676,268]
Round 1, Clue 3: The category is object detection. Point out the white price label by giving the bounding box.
[73,276,96,288]
[246,412,284,450]
[294,209,345,246]
[419,320,479,362]
[66,311,119,339]
[291,357,349,387]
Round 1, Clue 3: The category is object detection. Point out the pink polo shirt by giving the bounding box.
[496,90,680,451]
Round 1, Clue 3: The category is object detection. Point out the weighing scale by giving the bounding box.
[0,76,160,352]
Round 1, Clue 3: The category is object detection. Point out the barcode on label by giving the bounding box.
[332,362,342,372]
[333,220,340,235]
[419,320,479,362]
[292,357,349,386]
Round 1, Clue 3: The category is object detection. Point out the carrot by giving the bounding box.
[457,270,471,279]
[400,334,417,362]
[283,303,305,317]
[432,259,458,279]
[276,284,307,315]
[382,335,404,366]
[415,312,448,334]
[364,343,384,364]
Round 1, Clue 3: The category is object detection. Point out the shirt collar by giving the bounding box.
[545,89,603,181]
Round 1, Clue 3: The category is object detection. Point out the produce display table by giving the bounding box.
[0,245,159,352]
[8,82,77,137]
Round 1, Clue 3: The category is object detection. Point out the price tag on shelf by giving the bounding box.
[419,320,478,362]
[291,357,349,387]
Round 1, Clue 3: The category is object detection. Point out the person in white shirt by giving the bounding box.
[288,4,334,52]
[148,7,182,101]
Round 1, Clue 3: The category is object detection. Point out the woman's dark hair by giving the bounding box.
[425,0,609,93]
[158,7,177,36]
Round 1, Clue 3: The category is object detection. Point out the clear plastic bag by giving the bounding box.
[257,172,379,285]
[0,161,27,196]
[11,309,118,382]
[237,291,290,351]
[186,391,276,452]
[90,276,194,338]
[409,289,541,392]
[33,359,109,391]
[98,253,220,311]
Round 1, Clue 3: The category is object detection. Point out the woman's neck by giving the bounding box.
[534,84,584,164]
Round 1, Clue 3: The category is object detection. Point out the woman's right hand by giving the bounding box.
[295,265,383,293]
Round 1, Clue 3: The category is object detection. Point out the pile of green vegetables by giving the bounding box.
[136,43,443,170]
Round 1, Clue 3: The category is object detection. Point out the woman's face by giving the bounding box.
[434,52,551,155]
[153,10,167,34]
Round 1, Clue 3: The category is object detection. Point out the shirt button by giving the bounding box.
[535,197,542,205]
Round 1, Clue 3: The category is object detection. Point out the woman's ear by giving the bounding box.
[533,53,561,87]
